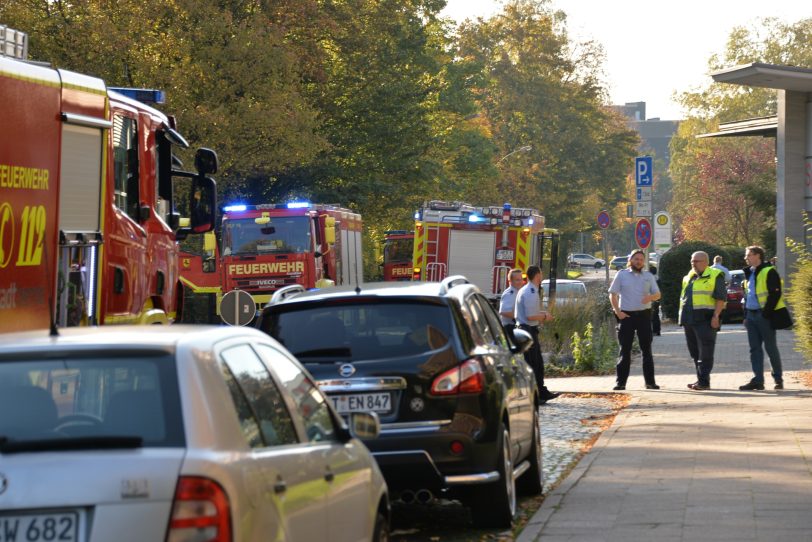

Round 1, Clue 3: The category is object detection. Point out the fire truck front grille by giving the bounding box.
[236,277,300,292]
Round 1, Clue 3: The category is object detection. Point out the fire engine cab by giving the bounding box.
[382,230,414,281]
[1,35,216,333]
[411,201,559,299]
[179,202,363,319]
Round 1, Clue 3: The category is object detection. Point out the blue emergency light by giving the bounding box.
[223,204,248,212]
[108,87,166,105]
[286,201,311,209]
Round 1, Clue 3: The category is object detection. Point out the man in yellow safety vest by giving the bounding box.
[678,251,726,390]
[739,246,792,391]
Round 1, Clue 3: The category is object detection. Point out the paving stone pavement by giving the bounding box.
[540,397,620,489]
[520,322,812,542]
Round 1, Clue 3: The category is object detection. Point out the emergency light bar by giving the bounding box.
[223,204,248,212]
[286,201,311,209]
[109,87,166,105]
[0,25,28,60]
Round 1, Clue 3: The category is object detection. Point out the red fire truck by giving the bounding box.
[1,50,216,333]
[382,230,414,281]
[179,202,363,317]
[411,201,559,300]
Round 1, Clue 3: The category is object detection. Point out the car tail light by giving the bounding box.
[430,359,485,395]
[166,476,231,542]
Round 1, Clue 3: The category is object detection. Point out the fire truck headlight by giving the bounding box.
[489,218,498,225]
[528,218,535,225]
[513,219,522,226]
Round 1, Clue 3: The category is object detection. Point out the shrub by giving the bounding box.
[786,213,812,362]
[571,322,616,373]
[659,241,731,320]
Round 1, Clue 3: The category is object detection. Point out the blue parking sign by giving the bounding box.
[635,156,652,187]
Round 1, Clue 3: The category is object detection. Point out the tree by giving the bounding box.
[670,17,812,249]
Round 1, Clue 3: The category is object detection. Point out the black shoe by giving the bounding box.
[541,390,560,402]
[774,381,784,390]
[653,332,661,336]
[645,384,660,390]
[688,382,710,390]
[739,381,765,391]
[613,385,626,391]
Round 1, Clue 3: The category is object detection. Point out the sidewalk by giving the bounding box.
[519,323,812,542]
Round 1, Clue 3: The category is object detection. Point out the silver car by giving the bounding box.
[0,326,389,542]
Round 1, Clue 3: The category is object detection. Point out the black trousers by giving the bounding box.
[683,322,717,387]
[519,324,545,391]
[651,301,661,335]
[616,309,656,386]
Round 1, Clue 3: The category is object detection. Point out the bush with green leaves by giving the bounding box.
[659,241,731,320]
[786,213,812,362]
[541,281,616,375]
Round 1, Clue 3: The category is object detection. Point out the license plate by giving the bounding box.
[330,393,391,413]
[496,249,514,261]
[0,511,80,542]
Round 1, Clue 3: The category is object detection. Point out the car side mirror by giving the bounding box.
[511,328,533,354]
[348,411,380,440]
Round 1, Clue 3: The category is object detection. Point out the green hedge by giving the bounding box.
[659,241,731,321]
[787,261,812,361]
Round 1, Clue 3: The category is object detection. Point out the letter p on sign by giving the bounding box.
[635,156,652,187]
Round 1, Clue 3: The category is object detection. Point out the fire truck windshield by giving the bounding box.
[222,216,311,256]
[384,239,412,263]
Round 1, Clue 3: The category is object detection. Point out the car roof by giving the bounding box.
[0,325,272,356]
[264,280,477,309]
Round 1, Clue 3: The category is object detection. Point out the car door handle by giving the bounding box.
[324,468,335,483]
[273,477,287,494]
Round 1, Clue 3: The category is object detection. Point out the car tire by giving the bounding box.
[372,511,389,542]
[517,404,543,496]
[470,426,516,528]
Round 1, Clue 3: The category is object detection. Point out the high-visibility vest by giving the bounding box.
[679,267,724,320]
[743,267,786,311]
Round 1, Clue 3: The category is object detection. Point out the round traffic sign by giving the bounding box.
[597,210,611,229]
[635,218,652,249]
[220,289,256,326]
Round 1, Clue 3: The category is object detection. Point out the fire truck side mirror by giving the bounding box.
[189,176,216,234]
[194,148,218,175]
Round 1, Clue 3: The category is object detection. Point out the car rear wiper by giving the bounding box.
[0,435,143,454]
[294,347,352,358]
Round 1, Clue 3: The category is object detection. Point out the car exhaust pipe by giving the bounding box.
[415,489,434,504]
[399,490,415,504]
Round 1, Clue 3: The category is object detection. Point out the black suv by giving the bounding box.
[256,276,543,528]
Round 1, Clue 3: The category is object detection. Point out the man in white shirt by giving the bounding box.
[711,255,731,283]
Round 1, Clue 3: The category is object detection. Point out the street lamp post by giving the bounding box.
[496,145,532,164]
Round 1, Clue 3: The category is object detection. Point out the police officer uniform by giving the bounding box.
[498,284,519,339]
[515,281,555,401]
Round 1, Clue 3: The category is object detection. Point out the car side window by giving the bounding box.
[476,294,510,349]
[254,344,338,444]
[465,295,497,347]
[220,344,299,448]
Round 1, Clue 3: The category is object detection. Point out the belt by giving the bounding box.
[746,308,762,313]
[621,309,650,315]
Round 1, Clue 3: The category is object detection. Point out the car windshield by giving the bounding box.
[384,238,412,263]
[543,283,586,299]
[222,216,311,256]
[0,355,184,449]
[730,272,744,286]
[262,300,453,361]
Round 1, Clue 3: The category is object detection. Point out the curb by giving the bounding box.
[516,392,642,542]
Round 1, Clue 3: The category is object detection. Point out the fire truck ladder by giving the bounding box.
[424,222,446,282]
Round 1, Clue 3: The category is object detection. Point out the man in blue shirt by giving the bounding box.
[608,249,661,390]
[516,265,558,403]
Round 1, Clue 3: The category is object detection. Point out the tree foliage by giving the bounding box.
[670,18,812,251]
[2,0,640,277]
